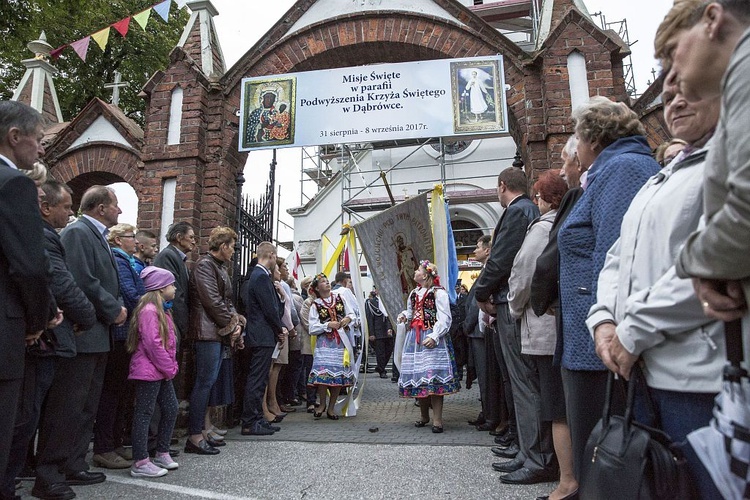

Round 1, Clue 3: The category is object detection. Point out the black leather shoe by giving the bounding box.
[183,439,220,455]
[64,471,105,486]
[260,420,281,431]
[240,424,275,436]
[492,457,524,473]
[205,436,226,447]
[489,425,509,436]
[499,467,558,485]
[467,414,486,426]
[536,489,579,500]
[494,431,517,447]
[31,482,76,500]
[491,443,519,458]
[379,372,388,379]
[390,378,398,383]
[475,422,497,432]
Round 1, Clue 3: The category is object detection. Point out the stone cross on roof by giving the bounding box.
[104,71,129,106]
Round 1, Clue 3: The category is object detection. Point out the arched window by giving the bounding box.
[567,51,590,112]
[167,86,183,145]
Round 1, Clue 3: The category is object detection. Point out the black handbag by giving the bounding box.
[580,367,692,500]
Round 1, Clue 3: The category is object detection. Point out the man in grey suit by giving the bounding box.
[33,186,126,499]
[0,100,54,500]
[153,221,195,341]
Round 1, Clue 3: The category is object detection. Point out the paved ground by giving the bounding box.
[15,372,558,499]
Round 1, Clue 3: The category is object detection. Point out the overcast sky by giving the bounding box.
[115,0,673,248]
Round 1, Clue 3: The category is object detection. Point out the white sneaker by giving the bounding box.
[130,460,168,478]
[152,453,179,470]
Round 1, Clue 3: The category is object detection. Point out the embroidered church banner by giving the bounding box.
[354,192,433,322]
[238,55,508,151]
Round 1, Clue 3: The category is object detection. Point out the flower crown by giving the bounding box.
[419,260,438,278]
[310,273,328,291]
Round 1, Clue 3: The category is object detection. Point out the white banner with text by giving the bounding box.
[238,55,508,151]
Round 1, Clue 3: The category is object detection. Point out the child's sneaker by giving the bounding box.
[130,459,168,478]
[152,452,179,470]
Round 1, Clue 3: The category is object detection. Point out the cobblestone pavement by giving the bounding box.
[14,371,559,499]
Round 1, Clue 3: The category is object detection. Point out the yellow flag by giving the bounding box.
[133,9,151,30]
[91,27,110,51]
[323,234,347,277]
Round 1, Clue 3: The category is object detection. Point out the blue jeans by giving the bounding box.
[187,341,223,435]
[634,385,722,500]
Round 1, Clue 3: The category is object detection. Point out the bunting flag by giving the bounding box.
[112,17,131,37]
[133,9,151,30]
[91,28,110,51]
[48,0,174,62]
[153,0,171,22]
[69,37,91,62]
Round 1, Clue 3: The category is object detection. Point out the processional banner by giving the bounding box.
[354,192,433,322]
[238,55,508,151]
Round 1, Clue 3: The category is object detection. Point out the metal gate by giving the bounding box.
[232,155,275,307]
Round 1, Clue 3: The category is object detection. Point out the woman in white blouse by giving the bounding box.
[397,261,459,433]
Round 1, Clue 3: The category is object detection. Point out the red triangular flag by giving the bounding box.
[292,250,301,280]
[112,17,131,37]
[50,45,67,60]
[69,36,91,62]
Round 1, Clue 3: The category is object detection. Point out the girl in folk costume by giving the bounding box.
[126,267,179,478]
[397,261,460,433]
[307,273,356,420]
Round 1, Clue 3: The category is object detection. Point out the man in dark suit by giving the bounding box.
[464,235,492,428]
[153,221,194,341]
[365,289,394,379]
[474,167,555,485]
[33,186,126,499]
[0,100,54,500]
[3,180,96,500]
[240,241,287,435]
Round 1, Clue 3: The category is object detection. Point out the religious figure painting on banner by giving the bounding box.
[240,77,296,149]
[450,59,504,134]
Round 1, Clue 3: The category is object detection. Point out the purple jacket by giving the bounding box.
[128,303,178,381]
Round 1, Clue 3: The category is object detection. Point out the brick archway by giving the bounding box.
[219,12,533,166]
[139,2,629,246]
[49,142,141,209]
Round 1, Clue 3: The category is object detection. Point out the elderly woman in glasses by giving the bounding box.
[397,261,459,433]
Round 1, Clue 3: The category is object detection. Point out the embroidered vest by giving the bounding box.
[316,294,345,323]
[410,287,442,330]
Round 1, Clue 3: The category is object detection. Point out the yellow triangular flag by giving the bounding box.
[133,9,151,30]
[91,27,110,51]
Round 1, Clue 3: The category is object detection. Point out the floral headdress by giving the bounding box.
[310,273,328,294]
[419,260,441,286]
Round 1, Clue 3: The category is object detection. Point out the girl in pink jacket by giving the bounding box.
[126,266,179,478]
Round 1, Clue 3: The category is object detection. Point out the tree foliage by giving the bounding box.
[0,0,189,125]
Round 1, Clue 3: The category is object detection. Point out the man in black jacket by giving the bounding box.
[0,101,55,500]
[365,289,394,379]
[474,167,555,485]
[3,180,96,500]
[240,242,287,435]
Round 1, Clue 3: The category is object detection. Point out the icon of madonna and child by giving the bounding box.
[241,78,296,149]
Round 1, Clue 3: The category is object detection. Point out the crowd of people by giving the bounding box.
[1,1,750,499]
